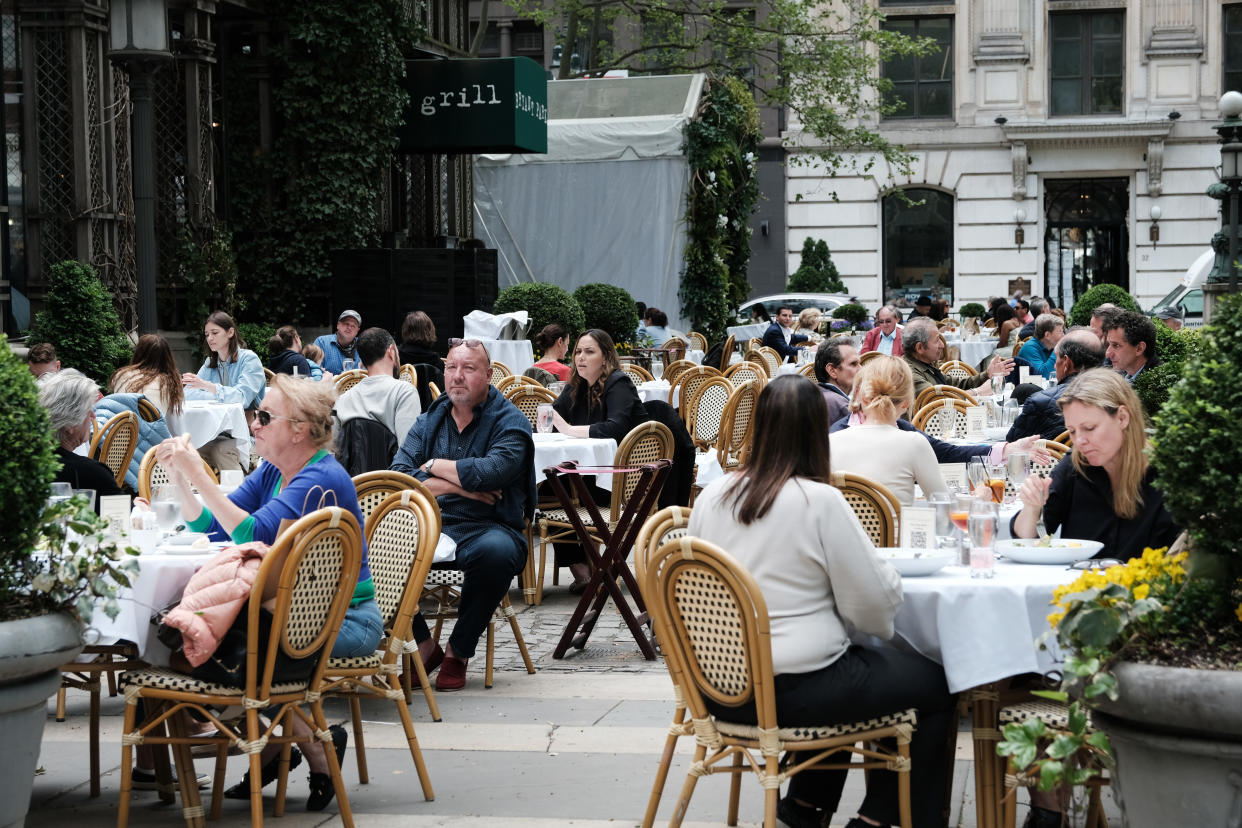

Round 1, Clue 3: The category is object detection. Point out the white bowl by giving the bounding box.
[876,548,954,577]
[995,538,1105,565]
[161,531,208,547]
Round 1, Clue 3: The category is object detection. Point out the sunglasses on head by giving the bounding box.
[255,410,300,427]
[447,338,484,349]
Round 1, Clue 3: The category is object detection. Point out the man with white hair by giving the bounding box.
[902,318,1012,398]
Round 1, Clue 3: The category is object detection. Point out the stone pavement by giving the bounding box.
[30,572,1118,827]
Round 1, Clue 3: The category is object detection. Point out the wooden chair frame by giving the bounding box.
[718,334,735,372]
[489,361,513,385]
[742,354,770,378]
[685,376,733,452]
[506,385,558,431]
[263,367,276,386]
[940,359,977,379]
[1052,429,1072,446]
[686,331,709,351]
[644,537,915,828]
[90,410,139,489]
[117,507,362,828]
[912,398,972,439]
[335,369,366,394]
[757,346,782,376]
[859,350,885,365]
[830,471,901,547]
[136,397,162,423]
[398,363,418,386]
[723,361,766,390]
[662,359,696,388]
[714,381,759,472]
[914,383,977,411]
[621,362,656,384]
[428,382,441,400]
[138,451,219,502]
[673,365,724,422]
[494,374,521,394]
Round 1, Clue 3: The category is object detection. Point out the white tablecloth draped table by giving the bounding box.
[480,338,535,375]
[944,337,1001,368]
[726,321,769,343]
[685,349,705,365]
[176,401,250,460]
[534,434,618,491]
[636,380,672,406]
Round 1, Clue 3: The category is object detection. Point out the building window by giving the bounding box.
[882,188,955,305]
[1049,11,1124,116]
[1226,5,1242,94]
[881,17,953,119]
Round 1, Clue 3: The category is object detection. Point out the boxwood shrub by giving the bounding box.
[493,282,585,345]
[1067,283,1139,327]
[574,283,638,345]
[28,260,131,384]
[831,303,869,325]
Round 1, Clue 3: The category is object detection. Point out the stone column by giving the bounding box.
[1146,0,1202,57]
[975,0,1027,60]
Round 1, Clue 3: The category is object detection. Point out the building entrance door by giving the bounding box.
[1043,178,1129,309]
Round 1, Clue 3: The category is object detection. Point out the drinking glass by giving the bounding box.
[951,494,973,565]
[967,457,988,495]
[151,484,181,536]
[536,403,554,434]
[1006,451,1031,506]
[48,481,73,510]
[985,462,1007,504]
[928,492,958,555]
[968,498,999,578]
[548,381,567,396]
[342,358,357,372]
[72,488,97,512]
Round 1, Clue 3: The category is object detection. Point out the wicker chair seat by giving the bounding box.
[998,699,1086,729]
[326,653,383,671]
[119,665,310,698]
[539,503,613,529]
[715,707,918,742]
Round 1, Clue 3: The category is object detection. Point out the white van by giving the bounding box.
[1147,248,1211,328]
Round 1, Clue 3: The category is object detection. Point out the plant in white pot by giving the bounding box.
[997,293,1242,827]
[0,336,138,828]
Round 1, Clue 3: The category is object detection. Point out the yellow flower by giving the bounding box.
[1235,603,1242,624]
[1133,584,1150,601]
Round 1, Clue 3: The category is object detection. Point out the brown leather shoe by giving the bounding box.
[435,655,468,691]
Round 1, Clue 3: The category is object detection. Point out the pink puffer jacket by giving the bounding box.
[165,542,269,667]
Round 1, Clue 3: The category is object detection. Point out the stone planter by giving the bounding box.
[0,613,84,828]
[1092,662,1242,827]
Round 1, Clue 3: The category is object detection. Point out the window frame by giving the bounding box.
[1226,4,1242,95]
[881,187,956,306]
[1048,10,1125,117]
[880,15,955,121]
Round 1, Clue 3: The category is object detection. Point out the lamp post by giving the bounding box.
[109,0,170,334]
[1204,90,1242,323]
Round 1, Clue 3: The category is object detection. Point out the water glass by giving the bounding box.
[536,403,554,433]
[72,488,97,512]
[985,462,1007,504]
[928,492,958,556]
[968,498,999,579]
[48,481,73,508]
[951,494,973,565]
[967,457,988,495]
[548,381,567,397]
[151,484,181,536]
[1006,451,1030,505]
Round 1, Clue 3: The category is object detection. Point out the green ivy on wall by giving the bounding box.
[229,0,418,323]
[680,75,761,341]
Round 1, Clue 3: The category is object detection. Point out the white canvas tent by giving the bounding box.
[473,74,705,330]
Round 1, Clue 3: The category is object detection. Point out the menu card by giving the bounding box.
[1019,365,1031,385]
[941,397,956,438]
[99,495,132,540]
[900,505,937,550]
[940,463,968,492]
[965,406,987,440]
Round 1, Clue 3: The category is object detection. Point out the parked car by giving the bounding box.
[737,293,858,323]
[1147,248,1210,329]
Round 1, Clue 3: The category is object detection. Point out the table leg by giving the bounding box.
[971,684,1003,828]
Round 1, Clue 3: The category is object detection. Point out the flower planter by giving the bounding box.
[1093,662,1242,827]
[0,613,84,828]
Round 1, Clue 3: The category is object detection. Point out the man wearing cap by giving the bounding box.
[314,310,362,375]
[909,295,934,319]
[1153,305,1184,331]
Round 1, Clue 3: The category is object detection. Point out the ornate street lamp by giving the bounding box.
[1204,90,1242,323]
[109,0,170,334]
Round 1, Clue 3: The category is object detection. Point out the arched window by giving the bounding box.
[882,188,955,305]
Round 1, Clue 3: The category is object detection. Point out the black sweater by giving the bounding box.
[552,370,648,442]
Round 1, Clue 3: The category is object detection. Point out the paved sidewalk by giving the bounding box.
[31,575,1117,827]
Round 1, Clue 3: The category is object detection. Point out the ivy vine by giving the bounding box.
[680,75,761,341]
[229,0,418,323]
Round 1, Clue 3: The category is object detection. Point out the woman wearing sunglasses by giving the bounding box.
[152,373,381,811]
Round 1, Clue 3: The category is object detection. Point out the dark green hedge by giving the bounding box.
[1067,283,1140,327]
[493,283,585,345]
[28,260,131,385]
[574,283,638,345]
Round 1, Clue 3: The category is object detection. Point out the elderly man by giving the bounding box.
[1016,313,1066,378]
[903,318,1012,398]
[1006,329,1104,442]
[861,305,903,356]
[761,305,809,362]
[1017,297,1050,339]
[26,342,61,378]
[334,327,422,462]
[392,339,535,691]
[1152,305,1184,331]
[813,338,861,423]
[1103,310,1159,381]
[313,309,363,375]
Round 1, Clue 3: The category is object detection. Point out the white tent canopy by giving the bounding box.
[473,74,705,331]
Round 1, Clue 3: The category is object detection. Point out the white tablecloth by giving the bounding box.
[177,401,250,457]
[534,434,618,492]
[636,381,672,405]
[947,338,1001,368]
[726,322,769,342]
[88,550,216,661]
[685,349,705,365]
[879,561,1076,693]
[480,339,535,374]
[695,452,726,489]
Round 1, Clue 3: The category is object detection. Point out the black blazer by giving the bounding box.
[1006,382,1069,442]
[552,370,648,442]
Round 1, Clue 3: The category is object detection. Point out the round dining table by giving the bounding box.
[174,400,250,459]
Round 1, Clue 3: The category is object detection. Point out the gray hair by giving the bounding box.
[1033,313,1064,340]
[1055,329,1104,372]
[38,368,98,439]
[875,304,901,323]
[903,317,939,351]
[1029,297,1049,317]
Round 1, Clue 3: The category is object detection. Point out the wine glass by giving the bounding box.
[967,457,988,495]
[48,481,73,508]
[1006,451,1031,505]
[151,484,181,537]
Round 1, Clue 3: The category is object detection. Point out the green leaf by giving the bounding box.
[1030,689,1069,703]
[1084,673,1119,700]
[1037,760,1065,791]
[1046,734,1082,760]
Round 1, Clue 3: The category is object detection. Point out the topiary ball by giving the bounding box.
[959,302,986,319]
[831,303,869,325]
[493,282,586,345]
[1067,283,1140,327]
[573,283,639,346]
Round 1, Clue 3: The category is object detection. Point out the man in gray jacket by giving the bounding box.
[334,327,421,443]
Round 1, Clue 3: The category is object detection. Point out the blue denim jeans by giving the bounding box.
[331,599,384,658]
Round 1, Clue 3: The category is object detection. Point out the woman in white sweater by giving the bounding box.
[689,375,954,828]
[828,355,947,505]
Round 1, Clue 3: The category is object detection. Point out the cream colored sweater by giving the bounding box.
[688,476,902,675]
[829,423,946,506]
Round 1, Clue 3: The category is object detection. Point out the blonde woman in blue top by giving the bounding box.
[182,310,266,472]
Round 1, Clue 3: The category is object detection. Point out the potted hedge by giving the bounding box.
[573,283,639,348]
[26,260,131,384]
[493,282,585,347]
[1067,283,1140,327]
[997,294,1242,826]
[959,302,986,321]
[0,337,137,826]
[829,302,870,337]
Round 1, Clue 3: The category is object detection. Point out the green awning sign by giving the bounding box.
[397,57,548,154]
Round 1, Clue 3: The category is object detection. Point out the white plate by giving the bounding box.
[160,532,209,547]
[996,538,1104,564]
[876,548,954,577]
[154,541,226,556]
[531,433,567,443]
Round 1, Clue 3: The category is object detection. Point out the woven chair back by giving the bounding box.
[634,505,692,584]
[675,365,724,421]
[507,385,558,430]
[264,367,276,386]
[859,350,884,365]
[1042,439,1070,462]
[830,471,900,547]
[686,376,732,450]
[798,363,816,378]
[428,381,441,400]
[609,421,675,515]
[939,359,977,380]
[335,369,366,394]
[621,362,655,384]
[724,361,766,389]
[1002,441,1068,501]
[914,383,975,411]
[399,363,418,386]
[911,398,971,439]
[663,337,688,363]
[719,334,735,371]
[742,353,769,377]
[645,536,772,712]
[662,359,695,387]
[1052,429,1072,446]
[983,318,997,330]
[494,374,521,394]
[686,332,708,351]
[746,337,762,354]
[90,410,139,488]
[135,397,162,423]
[489,361,513,385]
[137,450,218,501]
[364,489,440,631]
[352,470,433,527]
[757,347,782,376]
[716,380,759,470]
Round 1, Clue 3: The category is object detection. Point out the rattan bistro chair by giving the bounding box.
[506,385,558,431]
[644,537,916,828]
[489,360,513,385]
[138,450,219,502]
[830,471,901,547]
[621,361,656,384]
[335,369,366,394]
[662,359,696,388]
[90,409,139,489]
[912,398,971,440]
[686,331,709,351]
[718,334,735,372]
[322,490,439,791]
[116,507,362,828]
[685,375,732,453]
[673,365,723,422]
[724,361,766,390]
[940,359,977,381]
[757,346,782,376]
[715,381,759,472]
